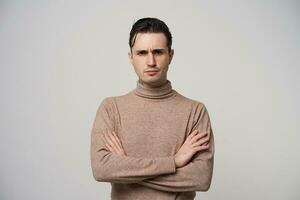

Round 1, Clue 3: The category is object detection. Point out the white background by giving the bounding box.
[1,0,299,199]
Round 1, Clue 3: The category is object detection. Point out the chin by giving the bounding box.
[141,77,167,87]
[141,76,160,83]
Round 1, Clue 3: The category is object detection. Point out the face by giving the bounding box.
[128,32,174,87]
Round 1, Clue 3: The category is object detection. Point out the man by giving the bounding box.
[90,17,214,200]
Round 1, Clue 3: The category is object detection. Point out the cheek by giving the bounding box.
[163,65,169,73]
[132,57,144,66]
[132,63,143,75]
[158,57,170,67]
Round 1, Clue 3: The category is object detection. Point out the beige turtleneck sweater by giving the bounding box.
[90,79,214,200]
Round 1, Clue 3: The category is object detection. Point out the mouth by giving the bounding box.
[145,70,158,76]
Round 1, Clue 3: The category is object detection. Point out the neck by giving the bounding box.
[133,79,176,100]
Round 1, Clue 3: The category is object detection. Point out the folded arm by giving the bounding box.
[90,98,176,184]
[138,103,215,192]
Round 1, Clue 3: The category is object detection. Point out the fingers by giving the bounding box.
[108,132,123,152]
[186,130,199,142]
[192,135,210,148]
[103,129,126,155]
[103,132,119,153]
[189,130,209,144]
[186,130,210,152]
[112,131,123,149]
[105,141,115,152]
[194,143,210,151]
[103,133,115,152]
[110,130,126,155]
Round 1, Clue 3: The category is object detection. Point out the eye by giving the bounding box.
[137,51,147,56]
[153,50,164,55]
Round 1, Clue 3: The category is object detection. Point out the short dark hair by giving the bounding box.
[129,17,172,52]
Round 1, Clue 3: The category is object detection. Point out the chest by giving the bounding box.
[116,101,193,157]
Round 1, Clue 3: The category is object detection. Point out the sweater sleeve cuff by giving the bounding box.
[156,156,176,174]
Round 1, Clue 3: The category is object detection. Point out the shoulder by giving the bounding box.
[100,91,131,106]
[175,91,207,110]
[98,91,132,111]
[98,96,118,111]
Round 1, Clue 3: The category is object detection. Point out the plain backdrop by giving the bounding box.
[1,0,299,199]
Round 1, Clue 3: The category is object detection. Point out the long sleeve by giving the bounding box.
[137,103,215,192]
[90,97,176,184]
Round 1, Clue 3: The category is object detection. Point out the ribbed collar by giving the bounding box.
[134,79,176,100]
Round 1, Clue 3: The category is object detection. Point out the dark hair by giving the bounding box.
[129,17,172,52]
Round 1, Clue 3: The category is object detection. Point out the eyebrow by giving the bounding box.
[135,49,166,53]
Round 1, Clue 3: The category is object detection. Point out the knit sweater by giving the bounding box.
[90,79,214,200]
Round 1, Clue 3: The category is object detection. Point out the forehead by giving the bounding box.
[133,32,168,50]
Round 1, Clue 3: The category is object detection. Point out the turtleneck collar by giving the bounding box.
[134,79,176,100]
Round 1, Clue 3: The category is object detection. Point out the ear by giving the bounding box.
[128,50,133,64]
[169,49,174,64]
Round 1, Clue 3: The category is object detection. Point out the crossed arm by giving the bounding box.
[103,128,213,192]
[90,99,214,192]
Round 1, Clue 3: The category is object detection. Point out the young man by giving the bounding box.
[90,17,214,200]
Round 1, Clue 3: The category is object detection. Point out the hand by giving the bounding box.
[102,129,127,156]
[174,130,210,168]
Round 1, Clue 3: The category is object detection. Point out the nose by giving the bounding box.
[147,52,156,67]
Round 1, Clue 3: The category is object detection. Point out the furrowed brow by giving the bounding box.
[135,49,148,53]
[152,49,165,51]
